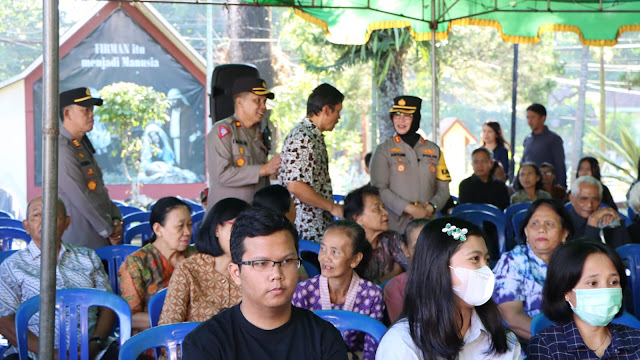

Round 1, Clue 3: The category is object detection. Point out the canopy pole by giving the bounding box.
[39,0,60,358]
[509,43,518,182]
[430,0,439,145]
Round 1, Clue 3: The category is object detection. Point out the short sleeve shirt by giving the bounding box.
[0,241,111,357]
[279,118,333,243]
[492,245,547,318]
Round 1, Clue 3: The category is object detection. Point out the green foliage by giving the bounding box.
[0,1,43,82]
[588,127,639,184]
[94,82,170,182]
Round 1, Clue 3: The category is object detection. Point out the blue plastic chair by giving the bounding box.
[119,322,200,360]
[0,210,12,219]
[0,250,18,264]
[452,203,503,219]
[333,194,345,205]
[0,227,31,251]
[123,211,151,231]
[149,288,168,328]
[123,222,153,245]
[15,288,132,360]
[0,218,24,229]
[180,198,204,214]
[629,206,636,218]
[452,210,507,255]
[95,245,140,295]
[112,200,128,207]
[119,205,145,218]
[190,210,206,244]
[299,240,321,277]
[531,311,640,336]
[299,239,321,256]
[313,309,387,343]
[617,244,640,315]
[504,202,531,246]
[511,209,528,246]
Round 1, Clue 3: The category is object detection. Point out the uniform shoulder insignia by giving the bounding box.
[218,125,230,139]
[72,138,81,148]
[234,121,242,128]
[394,135,401,143]
[420,137,426,145]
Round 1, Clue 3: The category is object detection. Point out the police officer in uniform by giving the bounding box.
[206,77,281,207]
[58,87,123,249]
[370,96,451,233]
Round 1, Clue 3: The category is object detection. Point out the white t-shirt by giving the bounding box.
[375,309,522,360]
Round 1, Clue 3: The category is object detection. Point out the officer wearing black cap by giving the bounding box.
[58,87,123,249]
[370,95,451,232]
[206,77,281,207]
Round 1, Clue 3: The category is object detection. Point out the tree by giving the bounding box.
[94,82,169,202]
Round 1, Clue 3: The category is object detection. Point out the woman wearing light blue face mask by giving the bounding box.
[376,218,522,360]
[529,240,640,359]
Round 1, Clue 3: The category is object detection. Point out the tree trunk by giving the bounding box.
[572,45,590,176]
[375,53,405,141]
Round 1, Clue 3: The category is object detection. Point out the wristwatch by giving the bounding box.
[90,336,108,350]
[428,202,437,213]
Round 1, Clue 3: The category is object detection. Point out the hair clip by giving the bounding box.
[441,223,468,242]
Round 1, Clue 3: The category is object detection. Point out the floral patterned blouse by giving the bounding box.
[279,118,333,243]
[292,273,385,360]
[492,244,547,318]
[158,253,241,325]
[365,231,409,284]
[118,243,197,316]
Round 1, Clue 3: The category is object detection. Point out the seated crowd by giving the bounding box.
[1,96,639,359]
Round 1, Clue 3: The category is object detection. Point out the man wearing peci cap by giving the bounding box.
[206,77,281,207]
[58,87,123,249]
[370,96,451,232]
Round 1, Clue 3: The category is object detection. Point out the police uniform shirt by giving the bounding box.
[206,114,269,207]
[370,134,451,233]
[58,127,121,249]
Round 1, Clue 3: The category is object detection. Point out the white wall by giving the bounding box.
[0,80,27,218]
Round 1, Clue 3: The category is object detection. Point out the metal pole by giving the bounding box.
[509,44,518,182]
[207,4,214,122]
[430,0,439,145]
[40,0,59,358]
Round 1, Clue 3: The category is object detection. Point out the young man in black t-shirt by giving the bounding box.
[182,207,348,360]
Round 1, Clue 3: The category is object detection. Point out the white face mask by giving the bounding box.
[450,266,496,306]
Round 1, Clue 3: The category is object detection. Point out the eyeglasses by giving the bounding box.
[542,171,554,176]
[239,258,302,272]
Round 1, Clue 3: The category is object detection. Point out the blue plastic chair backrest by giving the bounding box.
[298,239,321,256]
[302,260,320,278]
[119,206,145,218]
[531,311,640,336]
[511,209,528,246]
[95,245,140,295]
[504,202,531,222]
[119,322,200,360]
[0,210,13,219]
[112,200,128,207]
[452,203,503,218]
[149,288,168,328]
[179,198,203,214]
[452,210,507,255]
[0,227,31,251]
[190,210,206,244]
[313,309,387,343]
[15,288,132,360]
[123,222,153,245]
[0,250,18,264]
[0,218,24,229]
[333,195,345,205]
[617,244,640,315]
[123,211,151,230]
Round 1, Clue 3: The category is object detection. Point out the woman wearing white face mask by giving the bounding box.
[375,218,522,360]
[529,241,640,359]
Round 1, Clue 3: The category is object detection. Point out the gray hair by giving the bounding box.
[571,176,603,199]
[629,182,640,213]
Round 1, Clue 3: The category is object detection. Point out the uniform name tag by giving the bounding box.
[233,139,248,146]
